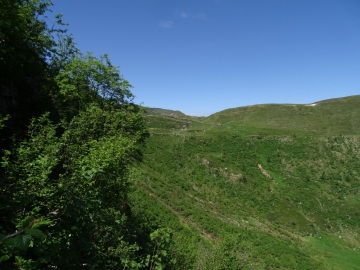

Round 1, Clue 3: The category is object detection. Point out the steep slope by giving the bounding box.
[134,95,360,269]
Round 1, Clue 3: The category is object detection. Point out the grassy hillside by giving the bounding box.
[144,107,202,134]
[144,107,187,118]
[204,95,360,135]
[132,95,360,269]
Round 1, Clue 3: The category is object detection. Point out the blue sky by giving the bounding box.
[51,0,360,116]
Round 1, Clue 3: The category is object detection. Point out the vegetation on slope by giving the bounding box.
[144,107,187,118]
[1,0,359,269]
[137,96,360,269]
[0,1,172,269]
[205,95,360,135]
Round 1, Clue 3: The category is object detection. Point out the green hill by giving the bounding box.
[133,95,360,269]
[144,107,187,118]
[144,107,202,133]
[204,95,360,135]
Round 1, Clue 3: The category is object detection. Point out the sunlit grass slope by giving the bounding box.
[132,95,360,269]
[204,95,360,135]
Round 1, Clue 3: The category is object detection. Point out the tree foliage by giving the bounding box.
[0,0,177,269]
[0,0,58,131]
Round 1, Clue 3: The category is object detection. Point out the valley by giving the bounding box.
[132,95,360,269]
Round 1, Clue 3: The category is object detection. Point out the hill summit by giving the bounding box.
[204,95,360,135]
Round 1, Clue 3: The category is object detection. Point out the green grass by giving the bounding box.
[204,95,360,135]
[136,95,360,269]
[307,235,360,270]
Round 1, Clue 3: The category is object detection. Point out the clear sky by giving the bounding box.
[51,0,360,116]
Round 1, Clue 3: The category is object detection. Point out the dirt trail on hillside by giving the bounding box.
[258,164,271,178]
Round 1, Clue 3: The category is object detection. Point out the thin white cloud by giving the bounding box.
[178,11,207,21]
[180,11,188,19]
[159,20,173,28]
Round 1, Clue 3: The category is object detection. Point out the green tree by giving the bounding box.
[52,52,136,121]
[0,0,60,132]
[0,0,151,268]
[0,0,190,268]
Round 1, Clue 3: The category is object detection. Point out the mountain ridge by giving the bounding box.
[146,95,360,135]
[146,95,359,117]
